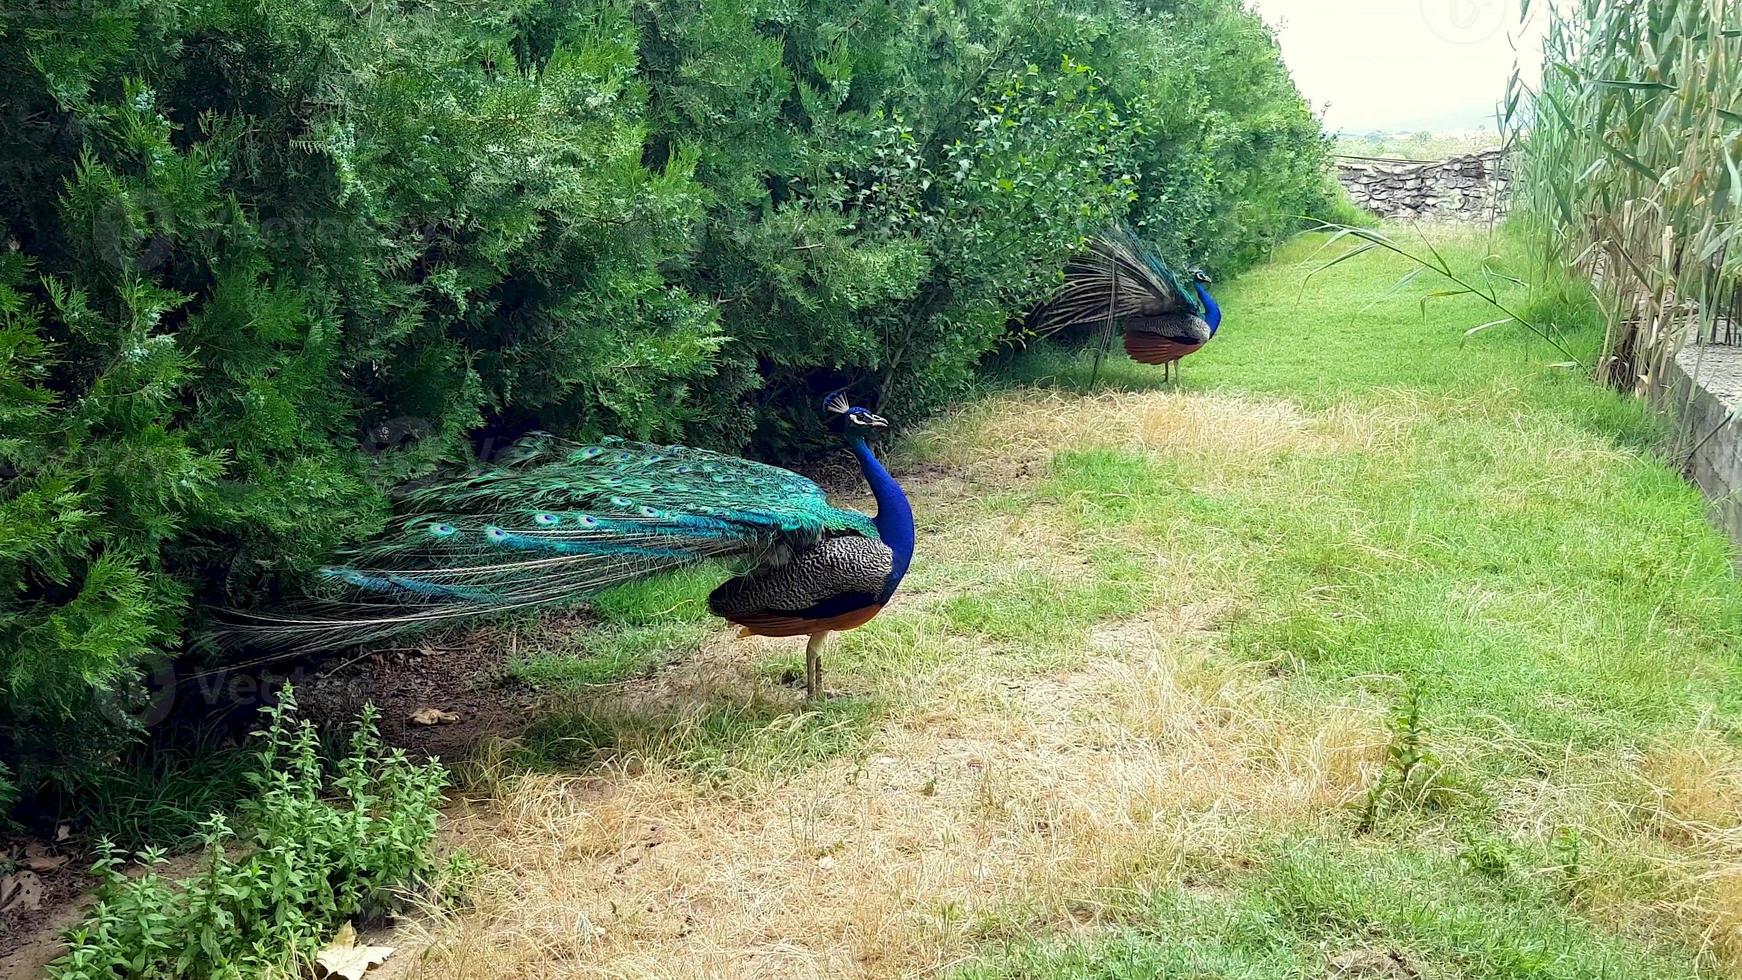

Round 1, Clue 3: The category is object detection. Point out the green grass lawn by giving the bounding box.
[999,230,1739,744]
[947,229,1742,977]
[423,227,1742,980]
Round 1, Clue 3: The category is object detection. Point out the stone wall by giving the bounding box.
[1664,337,1742,549]
[1337,149,1509,220]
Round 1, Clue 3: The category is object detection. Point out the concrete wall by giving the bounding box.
[1337,149,1509,220]
[1664,340,1742,547]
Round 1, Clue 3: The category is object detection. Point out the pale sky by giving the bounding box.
[1247,0,1545,133]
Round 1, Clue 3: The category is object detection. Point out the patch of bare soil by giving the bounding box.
[1329,948,1419,978]
[298,621,544,763]
[0,843,91,978]
[0,849,210,980]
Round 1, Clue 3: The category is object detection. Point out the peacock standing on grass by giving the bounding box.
[224,392,914,699]
[1030,224,1222,381]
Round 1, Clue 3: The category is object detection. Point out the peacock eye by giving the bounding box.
[639,506,660,518]
[533,513,558,526]
[580,515,599,527]
[429,523,457,538]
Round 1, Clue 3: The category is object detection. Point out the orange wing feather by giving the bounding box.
[1124,332,1206,366]
[729,604,884,638]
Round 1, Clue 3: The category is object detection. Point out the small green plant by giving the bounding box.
[1457,833,1520,881]
[434,850,482,909]
[1357,679,1437,834]
[47,688,448,979]
[1549,825,1591,907]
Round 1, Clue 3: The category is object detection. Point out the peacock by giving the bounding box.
[224,392,914,699]
[1030,224,1222,381]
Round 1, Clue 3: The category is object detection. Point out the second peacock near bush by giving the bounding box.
[1030,225,1223,381]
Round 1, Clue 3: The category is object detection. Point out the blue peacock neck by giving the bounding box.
[1195,282,1222,337]
[849,436,915,601]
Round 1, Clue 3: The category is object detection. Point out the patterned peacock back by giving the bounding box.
[225,433,881,652]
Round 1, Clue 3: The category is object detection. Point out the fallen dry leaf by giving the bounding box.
[0,871,43,914]
[316,922,396,980]
[408,707,460,726]
[23,842,68,872]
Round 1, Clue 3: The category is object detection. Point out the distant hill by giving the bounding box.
[1335,129,1502,161]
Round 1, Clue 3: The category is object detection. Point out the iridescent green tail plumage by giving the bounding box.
[222,434,878,652]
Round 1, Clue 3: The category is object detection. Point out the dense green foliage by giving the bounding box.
[0,0,1333,808]
[49,691,448,978]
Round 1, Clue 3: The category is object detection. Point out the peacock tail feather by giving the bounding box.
[1029,223,1205,339]
[222,434,880,652]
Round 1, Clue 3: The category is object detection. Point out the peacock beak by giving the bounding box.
[863,413,889,428]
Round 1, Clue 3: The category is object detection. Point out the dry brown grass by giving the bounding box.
[394,627,1381,979]
[380,388,1393,980]
[902,389,1398,489]
[376,384,1741,977]
[1483,731,1742,973]
[1636,733,1742,967]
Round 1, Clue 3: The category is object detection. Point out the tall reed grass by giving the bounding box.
[1508,0,1742,404]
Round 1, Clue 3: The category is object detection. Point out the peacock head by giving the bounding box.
[823,389,888,437]
[1189,267,1214,286]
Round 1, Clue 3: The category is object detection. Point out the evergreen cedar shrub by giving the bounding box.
[0,0,1336,808]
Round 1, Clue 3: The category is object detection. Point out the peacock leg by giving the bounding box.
[805,631,831,700]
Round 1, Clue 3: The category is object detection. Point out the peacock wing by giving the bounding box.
[1124,311,1212,345]
[707,535,894,619]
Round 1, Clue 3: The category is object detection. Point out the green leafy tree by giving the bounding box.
[0,0,1332,814]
